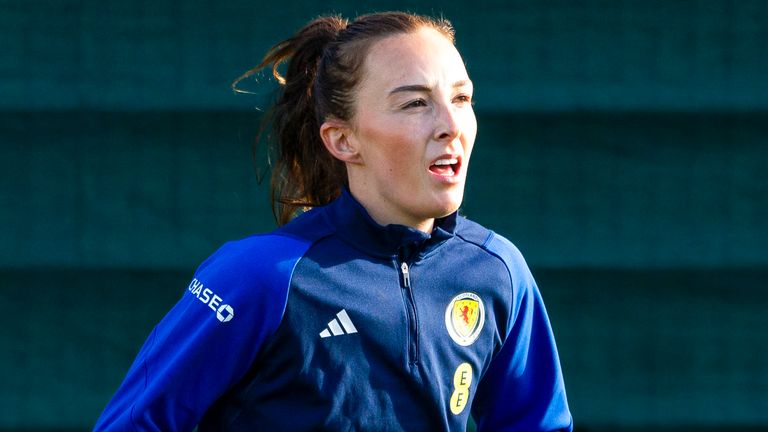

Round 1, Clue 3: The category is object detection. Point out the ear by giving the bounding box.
[320,119,363,165]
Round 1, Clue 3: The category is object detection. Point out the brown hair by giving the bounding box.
[234,12,455,225]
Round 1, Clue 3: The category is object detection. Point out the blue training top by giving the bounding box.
[94,190,572,431]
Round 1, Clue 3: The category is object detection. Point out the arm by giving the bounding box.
[471,235,572,432]
[93,234,309,431]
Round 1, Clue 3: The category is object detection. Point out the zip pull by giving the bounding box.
[400,262,411,288]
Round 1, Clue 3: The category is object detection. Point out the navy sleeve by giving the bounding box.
[471,234,572,432]
[93,234,310,431]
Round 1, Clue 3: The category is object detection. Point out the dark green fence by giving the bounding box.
[2,1,767,430]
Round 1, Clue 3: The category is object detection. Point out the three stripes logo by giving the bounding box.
[319,309,358,338]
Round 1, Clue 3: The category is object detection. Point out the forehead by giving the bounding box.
[360,27,469,91]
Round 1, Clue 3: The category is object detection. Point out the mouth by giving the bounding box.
[428,155,461,177]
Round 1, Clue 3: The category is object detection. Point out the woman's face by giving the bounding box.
[345,27,477,232]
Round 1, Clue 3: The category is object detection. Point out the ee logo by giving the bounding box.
[450,362,473,415]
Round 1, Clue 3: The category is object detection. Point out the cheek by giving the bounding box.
[361,128,420,175]
[380,140,417,178]
[460,117,478,160]
[462,112,478,143]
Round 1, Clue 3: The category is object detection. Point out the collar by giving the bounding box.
[323,189,457,259]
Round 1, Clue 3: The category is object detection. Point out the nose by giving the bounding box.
[433,103,461,142]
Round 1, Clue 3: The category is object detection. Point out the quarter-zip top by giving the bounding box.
[95,188,573,432]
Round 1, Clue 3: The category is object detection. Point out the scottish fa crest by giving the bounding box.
[445,292,485,346]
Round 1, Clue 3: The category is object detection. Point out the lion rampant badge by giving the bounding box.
[445,292,485,346]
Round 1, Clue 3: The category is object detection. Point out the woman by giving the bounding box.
[94,12,572,431]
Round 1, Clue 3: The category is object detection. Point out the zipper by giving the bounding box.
[400,262,411,287]
[398,259,419,366]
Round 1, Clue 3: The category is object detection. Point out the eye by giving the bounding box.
[453,94,473,105]
[403,99,428,109]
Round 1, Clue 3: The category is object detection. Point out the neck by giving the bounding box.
[407,218,435,234]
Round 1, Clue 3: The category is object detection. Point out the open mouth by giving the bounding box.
[429,157,460,177]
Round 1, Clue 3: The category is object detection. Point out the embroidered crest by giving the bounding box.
[445,292,485,346]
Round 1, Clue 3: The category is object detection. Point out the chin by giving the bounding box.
[429,192,464,218]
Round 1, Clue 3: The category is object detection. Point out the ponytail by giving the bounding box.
[235,16,348,225]
[235,12,455,225]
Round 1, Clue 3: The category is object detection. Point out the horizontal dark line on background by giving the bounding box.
[3,108,768,116]
[2,266,766,275]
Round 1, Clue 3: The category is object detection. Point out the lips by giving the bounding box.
[429,156,461,177]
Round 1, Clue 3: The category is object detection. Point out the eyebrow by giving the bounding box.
[388,80,473,96]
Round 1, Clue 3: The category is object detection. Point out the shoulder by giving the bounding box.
[454,216,531,276]
[197,206,333,279]
[180,233,309,321]
[191,206,336,298]
[454,216,537,319]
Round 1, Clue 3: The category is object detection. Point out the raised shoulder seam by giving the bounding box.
[453,217,495,247]
[454,218,510,269]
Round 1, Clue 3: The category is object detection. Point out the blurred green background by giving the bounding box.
[2,1,767,431]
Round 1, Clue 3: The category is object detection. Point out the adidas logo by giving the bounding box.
[319,309,358,338]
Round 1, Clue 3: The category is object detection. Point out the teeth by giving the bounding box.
[433,158,458,166]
